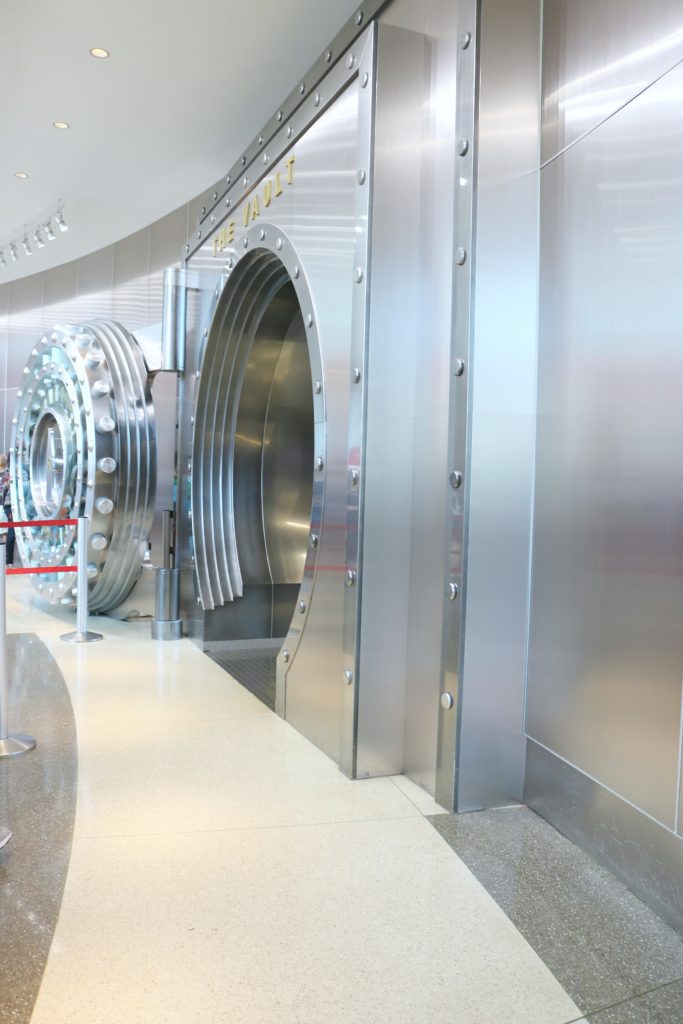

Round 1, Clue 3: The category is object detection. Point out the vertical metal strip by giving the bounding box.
[340,27,376,779]
[435,0,479,811]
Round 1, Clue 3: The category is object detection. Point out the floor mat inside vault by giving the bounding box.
[204,639,282,711]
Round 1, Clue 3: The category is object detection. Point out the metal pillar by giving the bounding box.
[61,517,103,643]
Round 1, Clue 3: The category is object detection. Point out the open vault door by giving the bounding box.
[191,251,316,711]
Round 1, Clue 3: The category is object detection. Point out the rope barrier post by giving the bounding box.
[60,516,103,644]
[0,542,36,757]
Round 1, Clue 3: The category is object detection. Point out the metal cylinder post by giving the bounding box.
[60,517,103,644]
[0,542,36,757]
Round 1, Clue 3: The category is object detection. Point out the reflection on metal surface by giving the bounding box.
[11,321,156,612]
[191,243,314,642]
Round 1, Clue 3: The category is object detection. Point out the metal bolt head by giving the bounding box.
[357,169,366,185]
[299,82,306,94]
[347,53,355,69]
[282,649,290,663]
[316,456,324,471]
[345,569,357,587]
[454,359,465,377]
[213,191,218,200]
[461,31,472,49]
[352,367,361,384]
[449,471,463,489]
[354,267,363,283]
[314,92,321,107]
[457,138,469,157]
[314,380,322,395]
[298,600,306,614]
[362,72,369,88]
[345,669,353,685]
[456,247,467,265]
[350,469,359,486]
[325,49,332,63]
[309,533,319,548]
[355,11,363,25]
[441,692,454,710]
[448,582,459,601]
[277,110,283,121]
[201,206,206,216]
[306,314,314,327]
[259,228,266,240]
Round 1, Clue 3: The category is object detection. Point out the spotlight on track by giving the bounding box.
[55,209,68,232]
[21,236,32,257]
[44,220,56,241]
[9,244,18,263]
[0,250,5,269]
[33,228,45,249]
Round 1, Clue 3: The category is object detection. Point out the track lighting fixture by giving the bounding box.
[44,220,56,241]
[1,202,68,267]
[21,236,32,257]
[33,228,45,249]
[9,244,18,263]
[55,209,68,232]
[0,251,5,269]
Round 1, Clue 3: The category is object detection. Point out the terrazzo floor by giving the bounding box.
[0,577,583,1024]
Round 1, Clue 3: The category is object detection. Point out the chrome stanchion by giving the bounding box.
[0,543,36,757]
[151,509,182,640]
[61,516,103,644]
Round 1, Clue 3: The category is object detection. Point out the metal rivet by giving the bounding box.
[306,314,314,327]
[345,569,357,587]
[282,649,290,663]
[263,153,268,164]
[461,31,472,49]
[448,582,459,600]
[201,206,206,216]
[314,92,321,107]
[299,82,306,94]
[345,669,353,685]
[276,237,283,250]
[287,125,293,138]
[259,228,266,240]
[258,134,263,145]
[354,267,363,283]
[350,469,359,486]
[243,176,248,187]
[310,533,319,548]
[457,138,469,157]
[314,380,322,395]
[226,197,231,207]
[347,54,355,69]
[298,600,306,614]
[325,49,333,63]
[213,191,218,201]
[197,230,202,239]
[356,10,363,24]
[185,243,190,253]
[226,257,234,269]
[454,359,465,377]
[362,72,369,88]
[441,692,454,710]
[456,247,467,265]
[226,175,231,184]
[203,328,209,338]
[357,169,366,185]
[210,214,216,224]
[243,237,249,248]
[316,456,324,471]
[352,367,361,383]
[293,265,300,279]
[241,155,246,166]
[277,110,283,121]
[449,471,463,489]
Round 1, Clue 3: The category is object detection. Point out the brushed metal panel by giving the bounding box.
[0,284,9,392]
[43,260,79,327]
[7,274,44,391]
[528,63,683,828]
[527,740,683,935]
[77,246,114,320]
[456,0,541,810]
[113,227,151,329]
[542,0,683,163]
[149,206,188,324]
[377,0,471,797]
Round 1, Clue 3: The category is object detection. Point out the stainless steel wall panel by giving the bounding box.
[456,0,542,810]
[542,0,683,163]
[113,227,151,329]
[77,246,114,321]
[7,274,44,391]
[43,261,80,327]
[0,285,8,393]
[528,62,683,829]
[527,740,683,935]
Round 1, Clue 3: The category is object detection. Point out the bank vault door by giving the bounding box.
[191,250,318,711]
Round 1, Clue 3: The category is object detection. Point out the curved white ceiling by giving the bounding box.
[0,0,362,282]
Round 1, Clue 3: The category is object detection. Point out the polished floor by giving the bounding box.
[0,577,669,1023]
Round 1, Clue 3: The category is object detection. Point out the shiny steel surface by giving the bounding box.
[528,60,683,828]
[454,0,541,810]
[542,0,683,163]
[10,320,156,612]
[181,37,370,772]
[526,740,683,935]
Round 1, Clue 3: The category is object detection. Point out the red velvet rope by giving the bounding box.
[11,519,78,528]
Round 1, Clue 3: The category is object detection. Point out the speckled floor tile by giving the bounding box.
[0,634,77,1024]
[389,773,449,815]
[429,807,683,1016]
[71,711,421,838]
[584,980,683,1022]
[30,817,580,1024]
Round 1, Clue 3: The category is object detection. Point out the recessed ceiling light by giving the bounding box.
[14,171,29,179]
[90,47,109,59]
[53,121,70,130]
